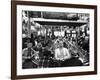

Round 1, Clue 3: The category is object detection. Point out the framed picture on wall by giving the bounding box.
[11,1,97,80]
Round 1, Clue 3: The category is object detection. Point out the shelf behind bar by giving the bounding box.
[32,18,88,26]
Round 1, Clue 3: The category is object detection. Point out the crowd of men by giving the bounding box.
[22,30,89,69]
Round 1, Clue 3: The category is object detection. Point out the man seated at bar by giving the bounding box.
[22,42,39,69]
[54,41,71,67]
[54,41,83,67]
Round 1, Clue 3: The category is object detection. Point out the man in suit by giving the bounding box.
[22,42,39,69]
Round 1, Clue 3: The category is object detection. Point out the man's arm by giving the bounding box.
[22,48,30,59]
[64,48,71,60]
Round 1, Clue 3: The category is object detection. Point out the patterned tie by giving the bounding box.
[27,48,32,57]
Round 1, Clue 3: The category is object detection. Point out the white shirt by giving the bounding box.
[54,47,71,61]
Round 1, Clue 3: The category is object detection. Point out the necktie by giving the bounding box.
[27,48,32,57]
[59,48,64,60]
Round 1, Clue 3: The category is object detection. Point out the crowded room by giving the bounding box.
[22,11,90,69]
